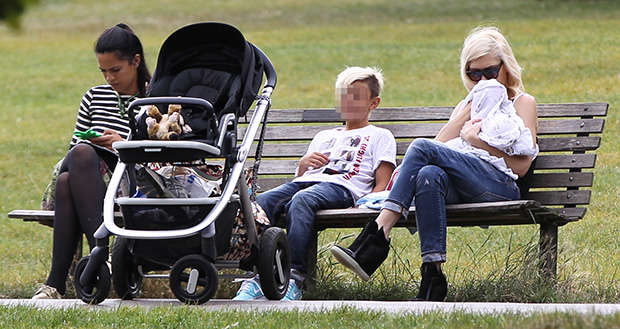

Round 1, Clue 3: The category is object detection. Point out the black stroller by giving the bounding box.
[73,23,290,304]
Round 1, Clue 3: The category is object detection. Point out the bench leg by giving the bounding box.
[304,230,319,291]
[539,222,558,279]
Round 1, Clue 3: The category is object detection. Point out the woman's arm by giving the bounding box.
[460,94,538,177]
[435,101,471,143]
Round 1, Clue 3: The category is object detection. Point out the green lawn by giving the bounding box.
[2,0,620,326]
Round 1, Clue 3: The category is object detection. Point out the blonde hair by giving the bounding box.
[460,26,524,98]
[335,66,384,98]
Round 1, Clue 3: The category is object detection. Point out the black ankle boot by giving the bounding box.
[413,262,448,301]
[346,220,379,252]
[331,225,390,281]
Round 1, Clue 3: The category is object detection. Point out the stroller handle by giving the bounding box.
[127,97,215,114]
[252,44,277,89]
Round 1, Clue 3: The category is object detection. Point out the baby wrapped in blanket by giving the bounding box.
[357,79,538,209]
[445,79,538,159]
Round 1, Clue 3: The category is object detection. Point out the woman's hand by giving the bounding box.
[463,94,538,178]
[297,152,329,177]
[459,118,482,145]
[89,129,124,151]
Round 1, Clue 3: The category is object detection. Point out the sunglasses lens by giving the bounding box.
[484,68,500,79]
[467,62,502,82]
[466,71,482,81]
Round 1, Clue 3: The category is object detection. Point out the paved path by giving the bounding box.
[2,299,620,314]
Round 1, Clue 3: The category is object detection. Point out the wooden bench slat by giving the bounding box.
[254,153,597,176]
[250,136,602,158]
[8,209,55,220]
[239,118,605,142]
[8,210,123,228]
[533,154,596,170]
[529,172,593,188]
[283,200,578,230]
[537,137,601,152]
[527,190,591,205]
[537,118,605,135]
[533,103,608,118]
[244,103,608,124]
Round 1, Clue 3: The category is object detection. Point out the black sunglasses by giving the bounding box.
[466,62,503,81]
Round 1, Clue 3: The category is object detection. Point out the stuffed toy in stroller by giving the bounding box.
[145,104,191,140]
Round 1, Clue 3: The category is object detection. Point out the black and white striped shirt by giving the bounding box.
[71,84,140,146]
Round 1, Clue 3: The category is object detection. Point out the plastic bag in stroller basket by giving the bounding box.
[122,166,212,230]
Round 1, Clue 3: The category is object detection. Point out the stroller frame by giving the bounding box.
[74,23,290,304]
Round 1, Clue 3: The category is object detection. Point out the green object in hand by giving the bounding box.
[74,129,102,139]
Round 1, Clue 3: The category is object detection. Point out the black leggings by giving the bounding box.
[45,144,113,295]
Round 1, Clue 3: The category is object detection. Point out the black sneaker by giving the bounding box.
[413,262,448,301]
[331,225,390,281]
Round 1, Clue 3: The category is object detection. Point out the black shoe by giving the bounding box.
[331,223,390,281]
[413,262,448,301]
[346,220,378,252]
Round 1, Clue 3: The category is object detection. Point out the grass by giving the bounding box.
[2,0,620,326]
[3,305,620,329]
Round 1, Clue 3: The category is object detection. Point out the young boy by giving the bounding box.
[233,66,397,301]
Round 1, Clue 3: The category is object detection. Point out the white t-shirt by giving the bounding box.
[293,125,396,201]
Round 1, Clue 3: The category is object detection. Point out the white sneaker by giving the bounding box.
[32,285,62,299]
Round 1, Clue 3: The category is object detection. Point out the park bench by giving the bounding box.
[8,102,608,282]
[248,102,608,281]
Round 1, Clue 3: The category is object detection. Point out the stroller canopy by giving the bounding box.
[147,22,265,117]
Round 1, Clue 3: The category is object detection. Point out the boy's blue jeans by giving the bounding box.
[382,139,520,263]
[257,181,354,275]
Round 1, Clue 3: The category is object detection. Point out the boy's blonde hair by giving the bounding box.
[460,26,524,98]
[335,66,384,98]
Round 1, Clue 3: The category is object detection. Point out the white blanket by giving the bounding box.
[447,79,538,157]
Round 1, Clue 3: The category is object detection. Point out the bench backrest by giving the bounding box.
[240,103,607,221]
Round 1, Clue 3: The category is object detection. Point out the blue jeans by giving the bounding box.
[383,139,520,263]
[257,181,354,275]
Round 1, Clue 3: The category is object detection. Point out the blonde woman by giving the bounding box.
[331,26,538,302]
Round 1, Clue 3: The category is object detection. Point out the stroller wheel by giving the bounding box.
[258,227,291,300]
[73,256,111,305]
[112,237,142,300]
[169,254,218,304]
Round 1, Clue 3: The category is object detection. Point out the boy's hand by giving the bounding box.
[298,152,329,176]
[89,129,124,151]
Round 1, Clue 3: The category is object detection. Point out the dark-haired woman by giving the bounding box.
[33,23,151,299]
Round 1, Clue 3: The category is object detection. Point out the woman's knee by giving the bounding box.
[408,138,435,151]
[403,139,435,162]
[64,144,99,170]
[416,165,447,188]
[418,165,444,180]
[55,172,70,195]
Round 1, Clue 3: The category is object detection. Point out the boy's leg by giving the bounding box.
[281,182,354,300]
[285,182,354,276]
[256,182,308,226]
[234,182,307,301]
